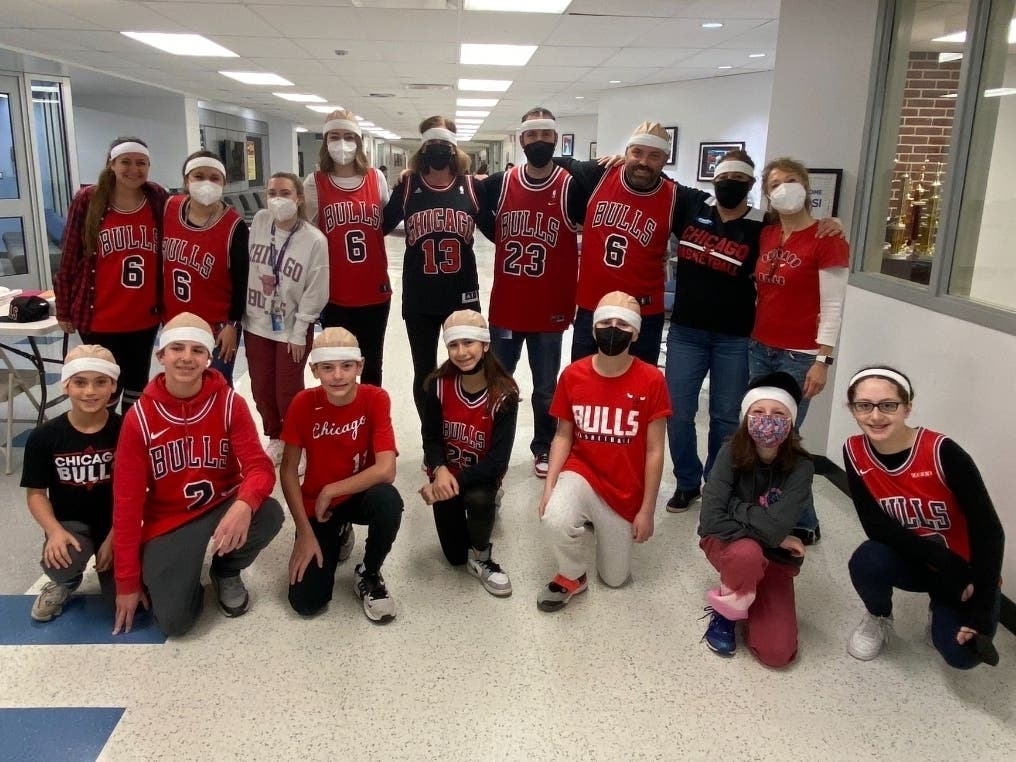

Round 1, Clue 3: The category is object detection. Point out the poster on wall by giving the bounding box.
[807,168,842,218]
[561,133,574,157]
[246,141,257,181]
[697,141,745,181]
[664,127,678,166]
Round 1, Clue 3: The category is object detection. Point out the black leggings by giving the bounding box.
[432,483,499,566]
[404,306,479,420]
[80,325,159,412]
[320,300,391,387]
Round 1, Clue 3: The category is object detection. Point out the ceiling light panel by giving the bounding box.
[306,104,342,113]
[458,78,512,92]
[457,98,499,107]
[456,110,490,117]
[460,44,537,67]
[220,71,294,86]
[464,0,571,12]
[121,32,238,57]
[275,92,326,102]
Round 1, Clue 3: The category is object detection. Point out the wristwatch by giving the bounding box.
[814,354,834,365]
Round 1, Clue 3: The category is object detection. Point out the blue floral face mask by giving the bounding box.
[747,414,792,448]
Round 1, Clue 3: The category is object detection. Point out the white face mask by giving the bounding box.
[187,180,223,206]
[769,182,808,214]
[327,139,358,166]
[267,196,298,222]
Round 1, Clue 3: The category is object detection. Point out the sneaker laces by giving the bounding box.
[480,558,504,574]
[361,571,389,601]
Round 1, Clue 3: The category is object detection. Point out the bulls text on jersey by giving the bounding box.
[589,202,657,246]
[878,496,952,532]
[498,210,560,247]
[98,225,156,256]
[321,201,382,234]
[443,420,487,451]
[162,238,214,278]
[150,435,230,479]
[571,405,640,444]
[54,449,114,487]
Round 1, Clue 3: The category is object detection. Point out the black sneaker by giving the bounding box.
[666,486,701,513]
[353,563,396,623]
[792,523,822,546]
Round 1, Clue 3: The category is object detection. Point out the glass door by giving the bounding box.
[0,74,42,291]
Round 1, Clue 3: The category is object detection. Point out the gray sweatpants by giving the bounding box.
[141,498,284,636]
[40,520,115,602]
[541,471,634,587]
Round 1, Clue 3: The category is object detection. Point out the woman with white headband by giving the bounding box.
[697,372,814,665]
[303,109,392,387]
[749,157,850,546]
[419,310,519,597]
[843,366,1003,669]
[161,150,248,384]
[382,115,485,421]
[55,136,167,412]
[21,345,122,623]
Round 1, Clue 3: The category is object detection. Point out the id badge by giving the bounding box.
[269,298,284,332]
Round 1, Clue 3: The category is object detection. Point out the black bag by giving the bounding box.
[9,295,50,323]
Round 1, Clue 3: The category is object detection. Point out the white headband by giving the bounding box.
[184,157,226,177]
[109,142,150,160]
[713,160,755,178]
[592,305,642,332]
[627,133,671,154]
[521,118,557,132]
[324,119,362,138]
[309,346,363,364]
[443,325,490,345]
[741,387,798,424]
[421,127,458,145]
[158,326,215,354]
[848,368,913,398]
[61,357,121,385]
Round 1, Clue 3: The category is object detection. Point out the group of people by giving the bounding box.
[23,110,1002,672]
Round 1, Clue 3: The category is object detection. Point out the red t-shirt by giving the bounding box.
[161,195,242,323]
[752,222,849,350]
[436,375,495,476]
[550,356,671,521]
[577,165,677,315]
[845,428,970,562]
[90,200,160,331]
[489,166,579,332]
[281,384,397,517]
[314,169,391,307]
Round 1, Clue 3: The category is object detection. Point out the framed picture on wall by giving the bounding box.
[561,133,575,157]
[664,126,678,165]
[807,168,843,218]
[697,141,745,181]
[589,141,597,160]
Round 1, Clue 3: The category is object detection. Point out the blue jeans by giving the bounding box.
[571,307,665,366]
[849,540,1001,670]
[665,326,749,490]
[490,324,562,457]
[748,339,819,531]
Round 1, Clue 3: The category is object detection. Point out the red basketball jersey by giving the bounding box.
[91,200,160,331]
[577,166,677,315]
[845,428,970,561]
[314,169,391,307]
[161,195,242,323]
[436,375,494,477]
[489,166,579,332]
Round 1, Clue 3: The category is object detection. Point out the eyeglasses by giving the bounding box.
[849,400,903,414]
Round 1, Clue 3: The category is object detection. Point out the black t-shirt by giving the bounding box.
[20,412,122,538]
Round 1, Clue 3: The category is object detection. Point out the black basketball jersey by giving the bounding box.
[400,174,481,315]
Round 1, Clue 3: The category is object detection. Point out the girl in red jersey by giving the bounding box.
[281,327,403,623]
[162,150,248,384]
[420,310,519,597]
[55,136,167,412]
[112,313,283,637]
[304,110,391,386]
[843,366,1003,668]
[697,373,814,665]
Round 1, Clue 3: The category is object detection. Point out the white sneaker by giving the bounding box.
[353,563,396,623]
[467,544,512,597]
[848,612,893,661]
[31,579,80,622]
[265,438,284,467]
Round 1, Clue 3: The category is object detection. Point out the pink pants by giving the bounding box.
[700,535,800,667]
[244,328,313,438]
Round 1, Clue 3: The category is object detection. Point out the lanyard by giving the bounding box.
[269,220,301,286]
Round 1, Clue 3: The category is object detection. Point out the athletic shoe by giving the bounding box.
[847,612,893,660]
[537,573,588,612]
[467,544,512,597]
[338,523,355,563]
[210,569,250,617]
[265,438,284,467]
[792,523,822,546]
[701,607,736,656]
[30,576,82,622]
[666,486,701,513]
[533,453,550,479]
[353,563,396,623]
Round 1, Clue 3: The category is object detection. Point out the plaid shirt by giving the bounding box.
[54,182,168,334]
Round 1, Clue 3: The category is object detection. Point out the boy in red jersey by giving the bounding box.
[281,328,403,623]
[112,313,283,636]
[537,291,671,611]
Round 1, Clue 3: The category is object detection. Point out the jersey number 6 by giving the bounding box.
[121,254,146,288]
[604,234,628,269]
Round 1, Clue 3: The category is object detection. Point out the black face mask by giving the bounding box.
[523,141,555,168]
[460,356,485,375]
[713,178,752,209]
[423,145,454,171]
[594,326,634,356]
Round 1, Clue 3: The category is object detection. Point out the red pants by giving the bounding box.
[700,535,800,667]
[244,328,313,438]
